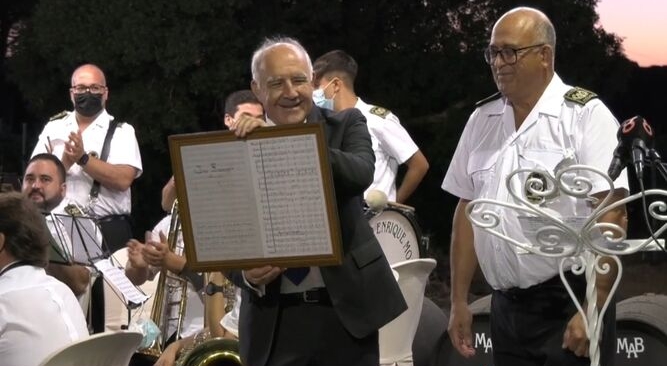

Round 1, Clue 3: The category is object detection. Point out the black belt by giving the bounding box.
[497,271,580,300]
[280,288,331,306]
[98,214,131,223]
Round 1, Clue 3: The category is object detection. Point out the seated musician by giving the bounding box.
[21,154,94,322]
[0,192,88,366]
[124,210,205,345]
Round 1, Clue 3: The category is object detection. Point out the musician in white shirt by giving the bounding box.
[0,192,88,366]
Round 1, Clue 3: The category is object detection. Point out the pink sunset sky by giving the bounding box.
[597,0,667,67]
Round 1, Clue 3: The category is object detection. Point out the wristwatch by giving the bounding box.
[77,153,90,166]
[205,282,226,296]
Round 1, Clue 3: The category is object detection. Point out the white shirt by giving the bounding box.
[442,74,629,290]
[220,288,242,338]
[147,215,204,338]
[31,110,143,217]
[356,98,419,201]
[0,264,89,366]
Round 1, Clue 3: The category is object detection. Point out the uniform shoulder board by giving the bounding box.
[48,110,69,121]
[475,92,502,107]
[369,106,391,119]
[564,87,598,105]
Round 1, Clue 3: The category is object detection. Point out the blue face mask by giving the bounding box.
[131,319,161,349]
[312,79,336,111]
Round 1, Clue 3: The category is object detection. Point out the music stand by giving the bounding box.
[46,212,108,266]
[465,164,667,366]
[45,211,149,329]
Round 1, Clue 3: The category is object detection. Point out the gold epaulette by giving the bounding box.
[564,87,598,105]
[475,92,501,107]
[48,110,69,121]
[369,106,391,119]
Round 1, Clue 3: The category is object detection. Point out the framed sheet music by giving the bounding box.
[168,123,342,272]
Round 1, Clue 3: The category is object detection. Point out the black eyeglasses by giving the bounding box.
[70,84,107,94]
[483,43,545,65]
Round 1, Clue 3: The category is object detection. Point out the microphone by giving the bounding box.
[365,189,388,212]
[607,116,654,180]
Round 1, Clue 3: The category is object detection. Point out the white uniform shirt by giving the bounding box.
[148,215,204,338]
[442,74,629,290]
[0,264,89,366]
[220,287,241,338]
[356,98,419,201]
[31,110,143,217]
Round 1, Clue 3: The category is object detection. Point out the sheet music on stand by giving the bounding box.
[94,258,149,306]
[46,212,106,265]
[44,211,149,307]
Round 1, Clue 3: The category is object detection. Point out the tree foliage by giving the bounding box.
[6,0,631,247]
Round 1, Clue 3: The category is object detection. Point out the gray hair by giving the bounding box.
[535,15,556,52]
[251,36,313,83]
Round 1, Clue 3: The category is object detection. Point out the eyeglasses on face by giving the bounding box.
[70,84,107,94]
[483,43,545,65]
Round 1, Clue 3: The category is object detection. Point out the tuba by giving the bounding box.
[134,200,190,362]
[176,331,243,366]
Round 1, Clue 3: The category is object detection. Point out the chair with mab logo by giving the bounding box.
[38,331,143,366]
[379,258,437,366]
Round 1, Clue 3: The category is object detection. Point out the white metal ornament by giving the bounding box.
[465,164,667,366]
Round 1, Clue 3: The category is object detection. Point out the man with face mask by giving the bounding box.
[31,64,143,252]
[31,64,143,332]
[312,50,429,204]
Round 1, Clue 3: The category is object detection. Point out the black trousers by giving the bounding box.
[91,214,133,333]
[98,214,133,253]
[490,271,616,366]
[266,296,380,366]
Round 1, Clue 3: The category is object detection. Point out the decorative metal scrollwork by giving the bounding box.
[465,164,667,366]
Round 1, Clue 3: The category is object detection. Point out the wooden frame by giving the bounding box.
[168,123,342,272]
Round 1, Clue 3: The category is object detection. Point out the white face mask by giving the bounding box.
[312,79,336,111]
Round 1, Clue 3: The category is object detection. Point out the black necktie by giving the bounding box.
[284,267,310,285]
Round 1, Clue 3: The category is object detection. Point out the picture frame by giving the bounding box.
[168,123,342,272]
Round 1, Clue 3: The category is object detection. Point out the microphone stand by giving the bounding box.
[647,149,667,183]
[464,165,667,366]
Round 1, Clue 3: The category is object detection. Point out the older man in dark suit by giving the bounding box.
[228,36,407,366]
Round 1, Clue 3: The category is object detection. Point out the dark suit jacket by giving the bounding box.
[229,106,407,366]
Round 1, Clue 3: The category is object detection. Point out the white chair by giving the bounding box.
[379,258,437,366]
[38,331,143,366]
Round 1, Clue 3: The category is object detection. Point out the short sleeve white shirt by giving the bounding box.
[31,110,143,217]
[0,264,89,366]
[356,98,419,201]
[441,74,629,290]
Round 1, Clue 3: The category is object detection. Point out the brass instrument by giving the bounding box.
[135,200,190,361]
[174,272,242,366]
[221,276,237,313]
[176,330,243,366]
[137,200,243,365]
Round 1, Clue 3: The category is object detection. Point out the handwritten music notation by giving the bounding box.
[178,132,333,264]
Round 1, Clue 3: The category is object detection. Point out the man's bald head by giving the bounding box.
[494,7,556,60]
